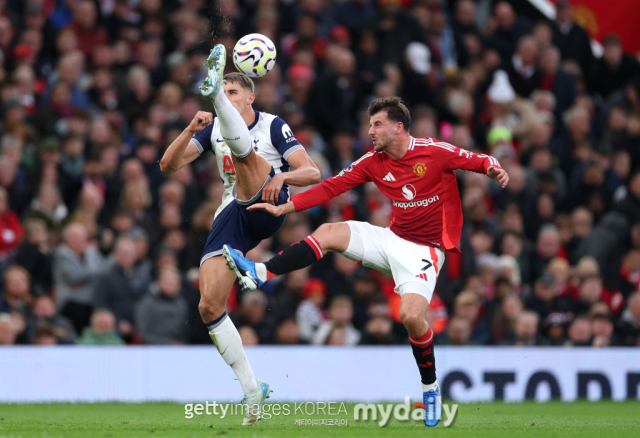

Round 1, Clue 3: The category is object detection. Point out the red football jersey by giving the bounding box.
[292,137,501,252]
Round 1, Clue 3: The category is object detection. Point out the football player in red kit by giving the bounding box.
[222,96,509,426]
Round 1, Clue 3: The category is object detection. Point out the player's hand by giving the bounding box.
[247,201,295,217]
[188,111,213,133]
[261,173,285,205]
[487,166,509,188]
[247,203,284,216]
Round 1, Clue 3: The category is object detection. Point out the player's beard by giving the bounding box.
[373,138,387,153]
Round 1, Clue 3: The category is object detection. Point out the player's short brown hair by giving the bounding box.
[368,96,411,132]
[223,72,255,93]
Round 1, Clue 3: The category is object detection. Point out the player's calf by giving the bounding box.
[223,223,350,290]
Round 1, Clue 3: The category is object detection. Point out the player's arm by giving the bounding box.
[261,117,322,203]
[431,141,509,188]
[261,149,321,204]
[159,111,212,174]
[249,153,374,216]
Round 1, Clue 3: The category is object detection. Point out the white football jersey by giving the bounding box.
[190,110,303,216]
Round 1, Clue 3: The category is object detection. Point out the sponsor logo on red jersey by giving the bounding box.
[401,184,417,200]
[392,195,440,209]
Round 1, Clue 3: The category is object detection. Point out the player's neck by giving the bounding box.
[384,134,411,160]
[243,108,256,127]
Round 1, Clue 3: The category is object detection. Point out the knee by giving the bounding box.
[314,222,349,252]
[399,306,425,331]
[198,285,226,322]
[198,295,224,321]
[316,222,336,236]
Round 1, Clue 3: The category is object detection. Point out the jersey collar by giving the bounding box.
[248,110,260,130]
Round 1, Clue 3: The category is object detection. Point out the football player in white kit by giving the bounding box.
[159,44,320,425]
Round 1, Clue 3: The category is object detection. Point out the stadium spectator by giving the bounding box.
[67,0,108,57]
[589,304,616,347]
[312,295,361,346]
[77,309,124,346]
[0,265,32,314]
[14,218,53,295]
[487,2,532,63]
[27,295,77,345]
[0,313,16,345]
[0,186,22,274]
[53,222,104,333]
[551,0,593,76]
[24,182,68,229]
[443,315,472,345]
[491,292,522,344]
[232,290,275,345]
[618,293,640,346]
[525,273,572,322]
[295,278,327,343]
[566,316,592,346]
[540,312,569,346]
[94,236,150,342]
[512,311,540,346]
[135,266,188,345]
[453,290,490,345]
[359,315,397,345]
[238,325,259,346]
[275,318,302,345]
[589,35,640,100]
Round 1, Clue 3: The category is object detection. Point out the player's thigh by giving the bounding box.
[199,256,237,305]
[398,288,431,321]
[340,221,392,275]
[388,239,446,304]
[232,151,272,199]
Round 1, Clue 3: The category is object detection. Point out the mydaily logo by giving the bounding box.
[353,396,458,427]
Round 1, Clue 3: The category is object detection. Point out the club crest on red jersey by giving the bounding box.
[413,162,427,177]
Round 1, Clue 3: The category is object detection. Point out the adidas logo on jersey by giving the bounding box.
[383,172,396,182]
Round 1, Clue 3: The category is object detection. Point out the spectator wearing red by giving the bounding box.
[0,187,23,271]
[66,0,108,57]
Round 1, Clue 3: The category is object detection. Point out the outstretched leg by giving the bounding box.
[223,222,351,290]
[201,44,273,201]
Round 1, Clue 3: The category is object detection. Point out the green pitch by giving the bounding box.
[0,400,638,438]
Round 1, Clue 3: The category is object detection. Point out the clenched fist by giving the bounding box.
[188,111,213,133]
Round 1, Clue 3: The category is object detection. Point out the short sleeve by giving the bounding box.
[269,116,303,160]
[190,122,214,155]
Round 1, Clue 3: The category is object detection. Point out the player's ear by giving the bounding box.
[248,92,256,105]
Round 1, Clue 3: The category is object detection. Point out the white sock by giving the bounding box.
[208,313,258,394]
[254,263,268,283]
[213,90,253,158]
[422,382,439,392]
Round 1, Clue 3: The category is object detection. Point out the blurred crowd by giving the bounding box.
[1,0,640,348]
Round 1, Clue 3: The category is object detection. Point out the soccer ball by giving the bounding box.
[232,33,277,78]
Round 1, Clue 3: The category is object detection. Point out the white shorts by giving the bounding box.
[341,221,445,303]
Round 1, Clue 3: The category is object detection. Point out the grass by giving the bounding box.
[0,400,638,438]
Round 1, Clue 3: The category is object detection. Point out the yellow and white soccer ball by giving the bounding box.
[232,33,277,78]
